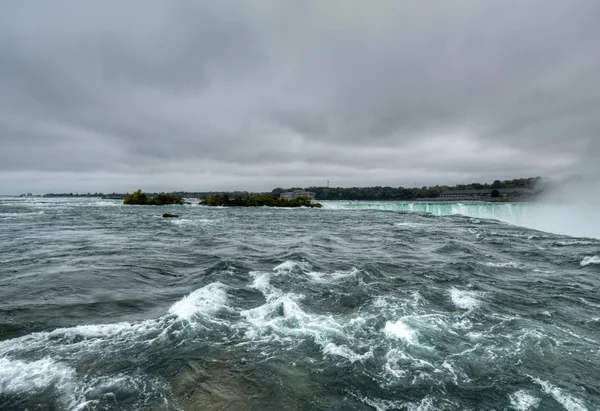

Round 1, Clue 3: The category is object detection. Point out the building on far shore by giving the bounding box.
[280,190,316,201]
[438,188,533,199]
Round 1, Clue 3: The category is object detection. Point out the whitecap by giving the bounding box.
[579,297,600,308]
[168,282,229,320]
[449,288,482,310]
[0,318,166,355]
[305,267,359,283]
[509,390,541,410]
[352,395,406,411]
[466,332,484,341]
[372,296,390,309]
[0,357,76,395]
[248,271,273,296]
[0,353,170,409]
[240,292,311,340]
[531,377,588,411]
[383,320,418,345]
[452,318,472,330]
[241,277,365,361]
[354,394,437,411]
[273,260,311,273]
[580,256,600,267]
[484,261,525,269]
[322,343,373,363]
[555,240,596,246]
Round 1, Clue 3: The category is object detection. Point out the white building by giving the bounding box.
[280,190,316,200]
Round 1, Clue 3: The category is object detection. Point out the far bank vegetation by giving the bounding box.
[123,189,184,205]
[200,194,322,208]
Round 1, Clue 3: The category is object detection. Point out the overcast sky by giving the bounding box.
[0,0,598,194]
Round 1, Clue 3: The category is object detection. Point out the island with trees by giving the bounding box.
[123,189,184,205]
[200,194,322,208]
[45,177,551,203]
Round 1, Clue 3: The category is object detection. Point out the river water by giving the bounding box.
[0,197,599,410]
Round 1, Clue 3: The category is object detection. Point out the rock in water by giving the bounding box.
[162,213,179,218]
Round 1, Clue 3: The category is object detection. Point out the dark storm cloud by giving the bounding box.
[0,0,599,194]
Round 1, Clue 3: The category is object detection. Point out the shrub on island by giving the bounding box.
[123,189,184,205]
[200,194,322,208]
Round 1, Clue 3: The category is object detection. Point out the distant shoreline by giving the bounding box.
[11,195,533,204]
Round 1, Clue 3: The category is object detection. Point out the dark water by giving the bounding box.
[1,197,599,410]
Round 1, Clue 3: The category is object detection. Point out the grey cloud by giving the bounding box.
[0,0,599,194]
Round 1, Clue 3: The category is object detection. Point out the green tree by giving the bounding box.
[123,189,148,205]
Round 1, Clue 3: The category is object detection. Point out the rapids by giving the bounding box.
[0,197,599,410]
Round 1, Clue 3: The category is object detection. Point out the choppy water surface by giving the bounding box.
[1,197,599,410]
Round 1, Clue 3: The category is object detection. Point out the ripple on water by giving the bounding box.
[1,198,599,409]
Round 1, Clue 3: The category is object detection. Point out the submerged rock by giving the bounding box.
[169,360,251,410]
[162,213,179,218]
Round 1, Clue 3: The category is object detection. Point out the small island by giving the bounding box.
[200,194,322,208]
[123,189,184,205]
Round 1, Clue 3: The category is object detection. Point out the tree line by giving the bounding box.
[44,177,544,201]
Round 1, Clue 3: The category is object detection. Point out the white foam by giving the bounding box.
[168,282,229,320]
[532,377,588,411]
[353,395,406,411]
[452,318,473,330]
[449,288,482,310]
[355,395,437,411]
[77,373,170,409]
[322,343,373,363]
[466,332,484,341]
[0,357,76,394]
[242,272,369,361]
[90,201,120,207]
[484,261,525,269]
[168,218,217,227]
[383,349,410,379]
[240,292,310,340]
[373,296,390,308]
[0,318,166,356]
[305,267,359,283]
[395,222,426,228]
[555,240,596,246]
[273,260,311,273]
[383,320,418,345]
[579,298,600,308]
[0,355,169,409]
[248,271,273,296]
[57,319,163,340]
[580,256,600,267]
[509,390,541,410]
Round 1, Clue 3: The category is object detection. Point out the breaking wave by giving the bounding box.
[2,196,599,409]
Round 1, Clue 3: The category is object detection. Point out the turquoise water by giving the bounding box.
[323,201,600,239]
[1,198,599,410]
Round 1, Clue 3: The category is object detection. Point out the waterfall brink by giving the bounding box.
[322,201,599,239]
